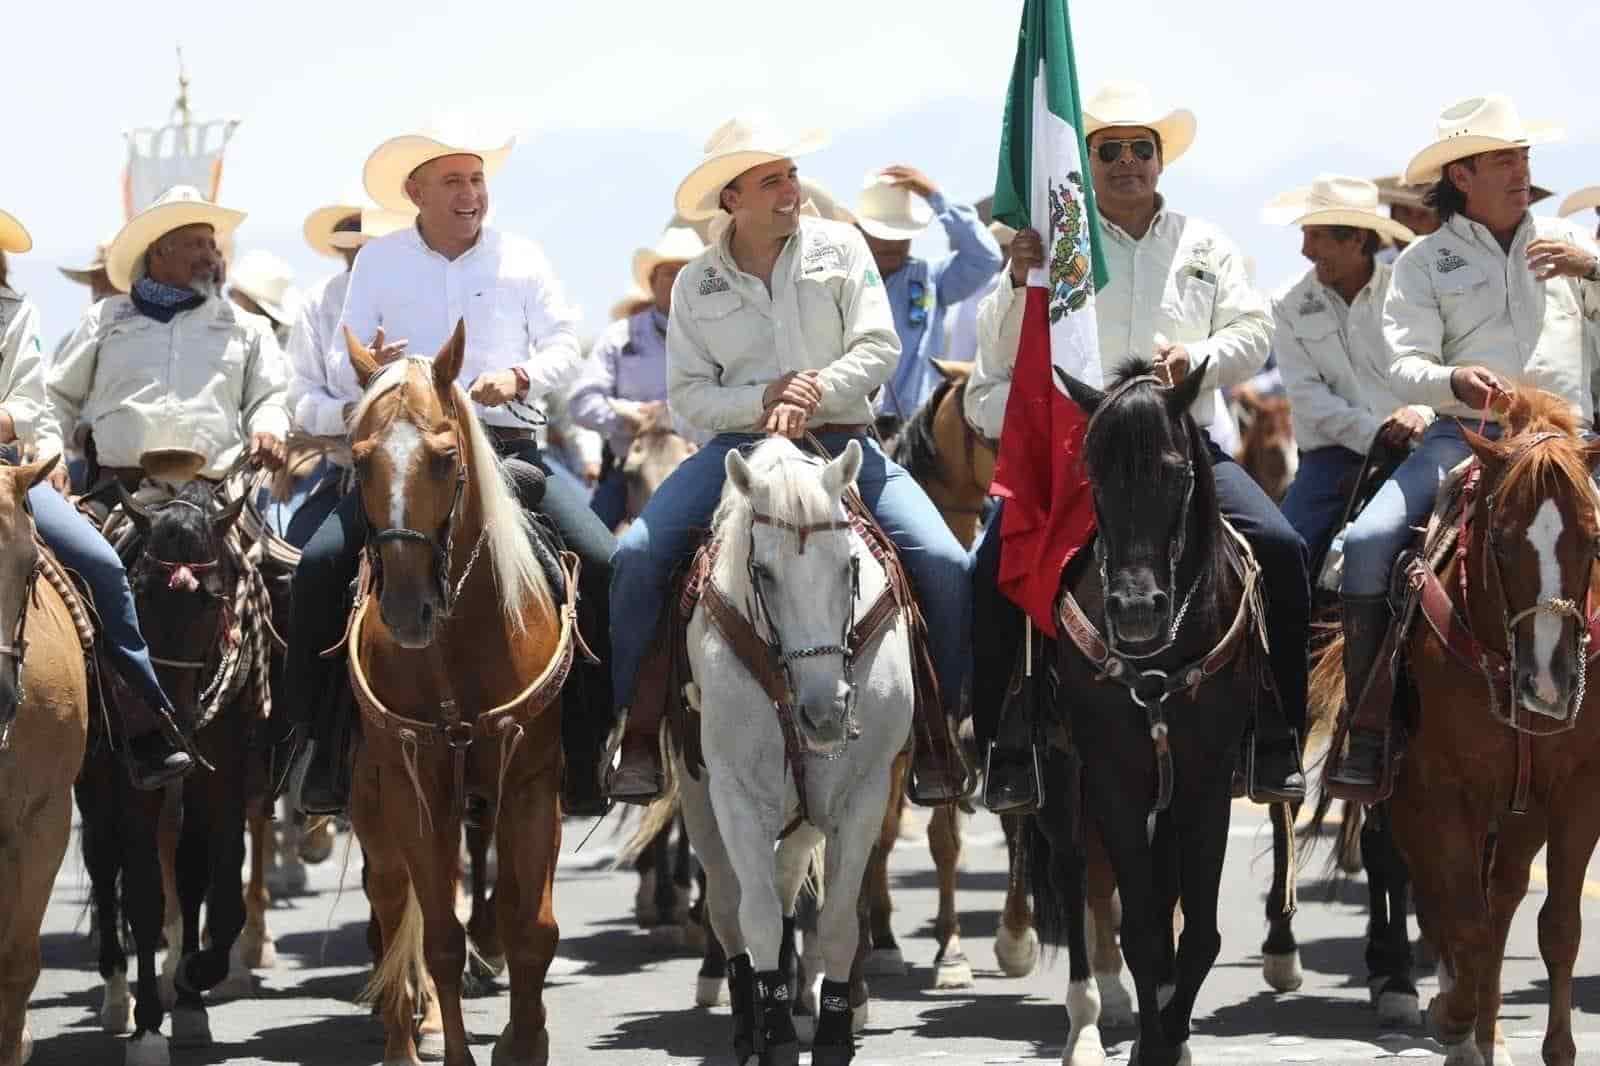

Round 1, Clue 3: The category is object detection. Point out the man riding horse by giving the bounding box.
[969,81,1308,813]
[288,125,619,817]
[1266,175,1428,566]
[604,115,971,806]
[1330,94,1600,795]
[45,185,291,789]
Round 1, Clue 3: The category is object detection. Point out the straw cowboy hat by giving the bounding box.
[609,284,653,322]
[705,175,848,243]
[1263,175,1416,245]
[302,186,373,259]
[1559,186,1600,218]
[674,116,828,222]
[59,239,114,286]
[1402,95,1563,186]
[632,226,706,292]
[227,250,299,326]
[853,171,934,241]
[105,185,245,294]
[0,210,31,254]
[1083,81,1197,165]
[326,207,414,251]
[363,126,516,214]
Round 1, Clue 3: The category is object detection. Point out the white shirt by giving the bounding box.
[1386,212,1600,423]
[287,270,353,437]
[328,223,583,430]
[0,287,54,455]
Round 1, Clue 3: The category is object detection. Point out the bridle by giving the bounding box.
[0,555,42,751]
[135,498,234,676]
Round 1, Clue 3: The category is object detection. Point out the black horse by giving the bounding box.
[1021,358,1270,1066]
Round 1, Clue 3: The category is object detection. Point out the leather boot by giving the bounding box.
[299,688,353,816]
[1246,725,1306,804]
[908,709,968,807]
[123,729,193,791]
[605,708,662,805]
[1328,594,1395,795]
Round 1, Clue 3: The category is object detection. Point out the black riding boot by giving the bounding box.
[1246,708,1306,804]
[1329,594,1394,792]
[123,728,193,791]
[983,645,1045,814]
[298,685,353,816]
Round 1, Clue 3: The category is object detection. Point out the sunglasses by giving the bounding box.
[1095,138,1157,164]
[907,281,928,328]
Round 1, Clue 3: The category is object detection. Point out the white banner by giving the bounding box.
[122,117,240,219]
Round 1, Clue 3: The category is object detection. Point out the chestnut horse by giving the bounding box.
[1315,389,1600,1066]
[0,457,89,1066]
[344,326,577,1066]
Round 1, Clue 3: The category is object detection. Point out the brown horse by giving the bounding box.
[616,425,697,535]
[344,324,577,1066]
[0,458,90,1066]
[1232,385,1296,504]
[1313,388,1600,1066]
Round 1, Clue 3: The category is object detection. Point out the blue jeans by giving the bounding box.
[1281,446,1364,567]
[609,432,972,712]
[1342,419,1499,597]
[590,467,627,531]
[252,457,344,550]
[29,481,176,723]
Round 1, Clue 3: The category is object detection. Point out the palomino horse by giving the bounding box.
[1315,389,1600,1066]
[344,326,579,1066]
[0,457,90,1066]
[616,425,697,535]
[674,438,913,1066]
[1027,359,1269,1066]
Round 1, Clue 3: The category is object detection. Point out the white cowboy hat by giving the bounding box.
[363,127,516,214]
[0,210,31,254]
[302,192,365,259]
[1559,186,1600,218]
[674,116,828,222]
[1402,95,1564,187]
[227,250,299,326]
[632,226,706,293]
[105,185,245,293]
[327,207,414,251]
[59,238,115,286]
[853,171,934,241]
[1083,81,1197,165]
[1263,175,1416,245]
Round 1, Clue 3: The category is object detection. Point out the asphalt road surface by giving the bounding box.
[24,799,1600,1065]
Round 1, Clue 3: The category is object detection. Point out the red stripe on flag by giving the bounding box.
[988,286,1096,637]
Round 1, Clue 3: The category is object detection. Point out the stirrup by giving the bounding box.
[1244,729,1306,805]
[982,740,1044,815]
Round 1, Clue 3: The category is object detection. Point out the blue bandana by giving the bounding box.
[131,276,205,322]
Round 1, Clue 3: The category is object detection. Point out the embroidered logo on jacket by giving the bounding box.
[1298,291,1328,316]
[697,267,731,296]
[803,241,844,274]
[1435,248,1469,274]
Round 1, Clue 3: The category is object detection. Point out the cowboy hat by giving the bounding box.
[59,239,115,286]
[1373,173,1554,210]
[853,171,934,241]
[1402,95,1563,186]
[326,207,414,251]
[632,226,706,293]
[0,210,31,255]
[302,190,366,259]
[138,447,209,485]
[609,284,653,322]
[1559,186,1600,218]
[227,250,300,326]
[1263,175,1416,245]
[674,116,828,222]
[363,127,516,214]
[1083,81,1197,165]
[105,185,245,294]
[989,220,1018,246]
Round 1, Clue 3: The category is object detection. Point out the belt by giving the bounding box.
[488,426,538,446]
[806,423,869,437]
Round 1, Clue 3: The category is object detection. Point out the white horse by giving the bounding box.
[677,438,912,1066]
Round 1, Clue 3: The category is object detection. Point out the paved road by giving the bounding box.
[23,800,1600,1065]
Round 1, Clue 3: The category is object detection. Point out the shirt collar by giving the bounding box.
[716,216,805,278]
[1316,260,1385,310]
[1444,210,1532,255]
[404,219,492,262]
[1098,194,1168,244]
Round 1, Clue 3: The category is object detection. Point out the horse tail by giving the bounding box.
[616,746,682,868]
[1306,623,1345,751]
[360,882,424,1022]
[1020,814,1068,956]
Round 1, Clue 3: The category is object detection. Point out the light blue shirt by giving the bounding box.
[876,192,1003,418]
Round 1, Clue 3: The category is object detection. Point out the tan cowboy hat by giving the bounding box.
[674,116,828,222]
[326,207,414,251]
[59,239,115,286]
[1083,81,1197,165]
[106,185,245,294]
[302,191,365,259]
[853,171,934,241]
[1402,95,1564,186]
[363,126,516,214]
[1373,173,1554,210]
[0,209,31,254]
[139,447,209,484]
[227,250,300,326]
[1263,175,1415,245]
[609,284,653,322]
[632,226,706,292]
[1559,186,1600,218]
[989,220,1017,246]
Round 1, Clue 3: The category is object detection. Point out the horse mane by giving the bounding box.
[709,438,840,601]
[353,358,551,627]
[1496,387,1594,516]
[890,377,960,483]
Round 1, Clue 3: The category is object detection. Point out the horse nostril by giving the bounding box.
[419,602,435,630]
[1105,592,1129,616]
[1151,590,1170,615]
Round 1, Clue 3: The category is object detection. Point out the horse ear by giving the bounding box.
[1462,425,1508,472]
[725,447,754,497]
[822,439,863,498]
[434,320,466,395]
[1167,357,1210,417]
[116,482,153,535]
[1053,366,1104,416]
[211,494,247,538]
[346,326,381,388]
[930,359,970,385]
[15,454,59,493]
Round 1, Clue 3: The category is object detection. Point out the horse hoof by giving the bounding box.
[1441,1043,1487,1066]
[1375,988,1421,1028]
[851,991,870,1034]
[239,930,277,970]
[791,1013,815,1046]
[491,1022,550,1066]
[264,863,308,897]
[124,1031,171,1066]
[1095,970,1135,1028]
[170,1005,212,1049]
[101,972,135,1034]
[994,925,1040,977]
[1065,1023,1106,1066]
[299,819,336,864]
[18,1026,31,1066]
[1262,949,1303,992]
[416,1028,446,1061]
[212,948,256,1001]
[933,953,974,990]
[863,946,907,978]
[696,975,729,1008]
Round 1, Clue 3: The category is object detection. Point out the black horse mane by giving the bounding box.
[890,376,963,484]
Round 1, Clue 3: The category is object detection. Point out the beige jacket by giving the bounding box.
[49,296,290,478]
[0,287,55,456]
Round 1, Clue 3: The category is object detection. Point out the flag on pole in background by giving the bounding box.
[987,0,1108,636]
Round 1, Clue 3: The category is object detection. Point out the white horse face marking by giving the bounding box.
[1525,498,1566,707]
[383,420,422,529]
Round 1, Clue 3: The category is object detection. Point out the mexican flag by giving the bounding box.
[987,0,1108,636]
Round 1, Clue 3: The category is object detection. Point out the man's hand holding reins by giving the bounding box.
[249,432,286,471]
[1377,406,1428,450]
[1450,366,1508,411]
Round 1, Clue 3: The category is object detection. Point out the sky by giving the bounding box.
[6,0,1599,351]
